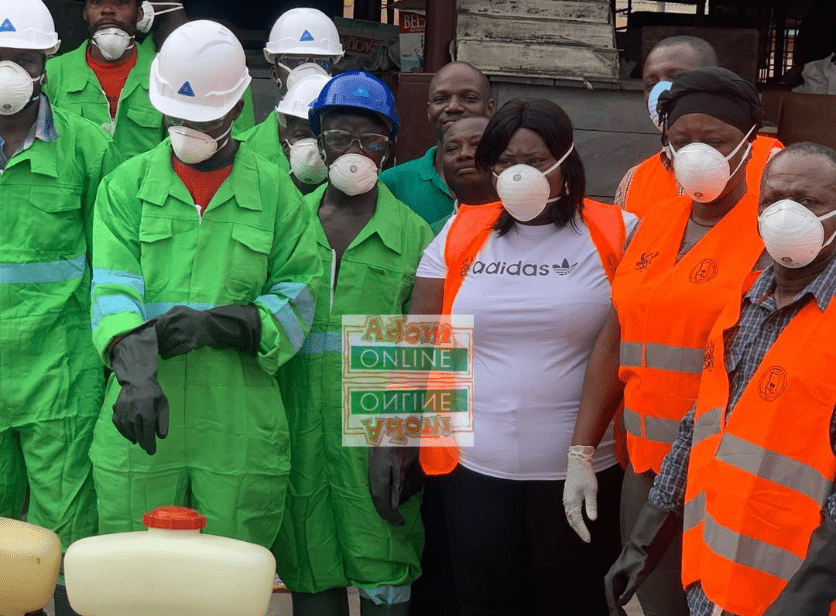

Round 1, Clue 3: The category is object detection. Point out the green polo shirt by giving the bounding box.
[380,145,454,226]
[237,111,290,172]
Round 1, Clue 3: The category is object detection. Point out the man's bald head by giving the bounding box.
[642,35,718,99]
[427,62,493,140]
[762,142,836,188]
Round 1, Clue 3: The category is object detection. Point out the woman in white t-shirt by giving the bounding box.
[409,98,637,616]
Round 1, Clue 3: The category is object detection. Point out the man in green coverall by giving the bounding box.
[89,20,320,549]
[380,61,493,227]
[0,1,122,614]
[274,71,433,616]
[44,0,164,158]
[239,7,343,174]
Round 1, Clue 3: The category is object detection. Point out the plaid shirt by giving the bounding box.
[0,95,59,171]
[649,255,836,616]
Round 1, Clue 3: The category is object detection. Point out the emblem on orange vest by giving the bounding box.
[689,258,719,284]
[606,252,619,272]
[703,341,714,370]
[758,366,787,401]
[635,251,660,271]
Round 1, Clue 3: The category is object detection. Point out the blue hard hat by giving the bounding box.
[309,70,399,139]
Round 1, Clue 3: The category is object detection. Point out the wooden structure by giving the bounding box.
[456,0,620,83]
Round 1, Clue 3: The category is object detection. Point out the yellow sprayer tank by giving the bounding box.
[0,517,62,616]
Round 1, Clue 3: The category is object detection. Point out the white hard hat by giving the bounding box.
[277,73,330,121]
[149,20,251,122]
[0,0,60,55]
[263,8,344,63]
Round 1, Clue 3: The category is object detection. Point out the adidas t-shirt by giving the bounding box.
[417,211,638,480]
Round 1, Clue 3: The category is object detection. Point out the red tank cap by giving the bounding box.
[142,506,207,530]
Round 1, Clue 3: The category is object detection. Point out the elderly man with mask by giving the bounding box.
[0,1,122,615]
[381,61,493,227]
[616,35,782,218]
[606,142,836,616]
[273,71,432,616]
[89,20,320,551]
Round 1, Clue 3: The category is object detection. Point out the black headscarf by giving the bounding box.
[658,66,763,134]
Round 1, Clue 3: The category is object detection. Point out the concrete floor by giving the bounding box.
[262,590,644,616]
[50,583,643,615]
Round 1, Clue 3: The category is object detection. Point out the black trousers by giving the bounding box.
[440,464,623,616]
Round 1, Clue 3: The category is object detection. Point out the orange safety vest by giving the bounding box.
[624,136,783,218]
[611,192,763,475]
[682,277,836,616]
[420,199,627,476]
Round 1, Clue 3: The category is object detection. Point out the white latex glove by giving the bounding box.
[563,445,598,543]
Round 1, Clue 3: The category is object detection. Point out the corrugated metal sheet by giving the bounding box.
[456,0,619,82]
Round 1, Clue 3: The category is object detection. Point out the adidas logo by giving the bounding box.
[300,29,314,42]
[0,18,16,32]
[177,81,195,97]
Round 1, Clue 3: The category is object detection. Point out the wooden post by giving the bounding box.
[424,0,456,72]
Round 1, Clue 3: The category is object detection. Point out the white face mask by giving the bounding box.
[328,153,379,196]
[92,27,134,61]
[168,124,231,165]
[288,138,328,185]
[285,63,329,91]
[137,2,184,34]
[670,124,756,203]
[758,199,836,269]
[647,80,672,132]
[0,61,41,116]
[493,144,574,222]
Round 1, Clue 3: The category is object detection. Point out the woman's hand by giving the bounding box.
[563,445,598,542]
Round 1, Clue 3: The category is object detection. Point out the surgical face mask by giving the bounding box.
[168,124,231,165]
[137,2,184,34]
[288,138,328,185]
[758,199,836,269]
[92,27,134,61]
[0,61,41,116]
[493,144,574,222]
[329,152,379,196]
[670,124,755,203]
[647,80,672,132]
[285,63,329,91]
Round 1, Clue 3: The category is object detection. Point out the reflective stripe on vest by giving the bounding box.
[692,406,723,445]
[686,494,805,582]
[0,254,86,284]
[716,433,833,505]
[622,406,680,444]
[619,340,704,374]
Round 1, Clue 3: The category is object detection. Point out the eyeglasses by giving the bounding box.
[277,55,334,70]
[321,130,389,153]
[165,116,226,132]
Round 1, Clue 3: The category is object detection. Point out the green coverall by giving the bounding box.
[45,41,165,159]
[237,110,290,171]
[0,103,122,550]
[274,182,432,598]
[90,140,321,549]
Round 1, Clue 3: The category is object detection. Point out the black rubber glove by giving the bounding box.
[368,445,423,526]
[762,517,836,616]
[110,321,169,456]
[605,501,682,616]
[151,304,262,359]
